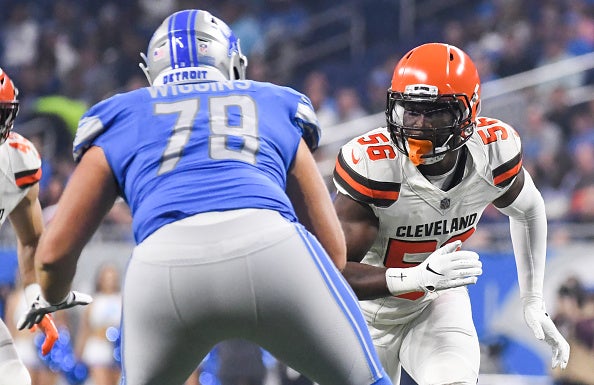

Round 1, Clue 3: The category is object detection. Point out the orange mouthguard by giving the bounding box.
[407,138,433,166]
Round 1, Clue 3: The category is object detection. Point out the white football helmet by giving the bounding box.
[139,9,248,86]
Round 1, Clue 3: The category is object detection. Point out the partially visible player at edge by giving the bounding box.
[332,42,570,385]
[17,9,399,385]
[0,67,59,385]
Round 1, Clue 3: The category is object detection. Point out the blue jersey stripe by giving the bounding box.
[170,10,191,68]
[188,9,199,67]
[167,12,177,68]
[295,224,384,381]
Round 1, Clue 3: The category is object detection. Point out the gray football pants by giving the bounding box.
[120,209,391,385]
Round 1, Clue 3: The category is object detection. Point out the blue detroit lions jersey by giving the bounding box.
[73,80,320,243]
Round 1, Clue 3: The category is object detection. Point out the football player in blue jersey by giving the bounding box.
[17,9,393,385]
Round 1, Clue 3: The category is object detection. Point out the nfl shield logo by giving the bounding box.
[199,43,208,54]
[440,198,450,210]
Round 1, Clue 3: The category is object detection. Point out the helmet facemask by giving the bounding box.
[0,68,19,145]
[0,101,18,145]
[386,85,475,166]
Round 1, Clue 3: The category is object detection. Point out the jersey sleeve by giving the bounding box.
[332,128,401,208]
[73,93,126,163]
[293,94,321,152]
[6,133,42,188]
[475,117,523,189]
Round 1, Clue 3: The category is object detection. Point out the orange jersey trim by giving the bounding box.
[15,168,42,188]
[492,153,522,188]
[334,159,399,201]
[333,152,400,207]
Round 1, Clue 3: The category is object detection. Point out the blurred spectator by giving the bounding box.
[260,0,308,40]
[220,0,265,57]
[576,292,594,349]
[493,22,536,78]
[518,103,564,161]
[565,142,594,223]
[565,0,594,56]
[469,45,500,83]
[365,55,397,114]
[335,86,367,123]
[528,148,573,221]
[1,3,39,71]
[75,263,122,385]
[567,107,594,154]
[536,37,586,98]
[246,52,270,82]
[63,45,118,106]
[570,184,594,224]
[553,276,586,340]
[545,86,578,140]
[442,20,468,50]
[552,277,594,385]
[302,70,337,128]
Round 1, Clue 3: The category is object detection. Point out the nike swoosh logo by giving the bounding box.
[426,264,444,276]
[351,149,361,164]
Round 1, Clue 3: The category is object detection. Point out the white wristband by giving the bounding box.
[385,268,420,295]
[24,283,41,306]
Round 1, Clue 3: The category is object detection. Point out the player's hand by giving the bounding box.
[386,241,482,295]
[522,296,570,369]
[31,314,59,356]
[413,240,482,292]
[17,291,92,331]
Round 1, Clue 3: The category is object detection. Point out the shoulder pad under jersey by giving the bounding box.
[469,116,523,188]
[333,127,402,207]
[5,132,42,188]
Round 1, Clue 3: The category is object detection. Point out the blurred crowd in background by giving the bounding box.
[0,0,594,384]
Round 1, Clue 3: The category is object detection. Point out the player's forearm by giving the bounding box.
[17,241,38,287]
[342,261,391,300]
[37,253,78,304]
[497,172,547,297]
[288,140,347,270]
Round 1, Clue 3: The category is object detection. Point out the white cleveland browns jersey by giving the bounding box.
[0,132,42,227]
[333,117,522,325]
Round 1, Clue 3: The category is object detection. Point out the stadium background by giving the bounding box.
[0,0,593,384]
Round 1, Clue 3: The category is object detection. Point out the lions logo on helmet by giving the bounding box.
[139,9,248,86]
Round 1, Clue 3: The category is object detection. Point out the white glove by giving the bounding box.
[522,296,570,369]
[386,240,482,296]
[17,291,93,330]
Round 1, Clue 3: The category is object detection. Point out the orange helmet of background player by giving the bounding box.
[386,43,481,165]
[0,68,19,145]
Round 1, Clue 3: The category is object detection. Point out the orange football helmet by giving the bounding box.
[386,43,481,165]
[0,68,19,145]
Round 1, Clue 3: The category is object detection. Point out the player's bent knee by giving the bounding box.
[417,353,478,385]
[0,359,31,385]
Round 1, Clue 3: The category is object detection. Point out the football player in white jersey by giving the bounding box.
[333,43,570,385]
[0,68,59,385]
